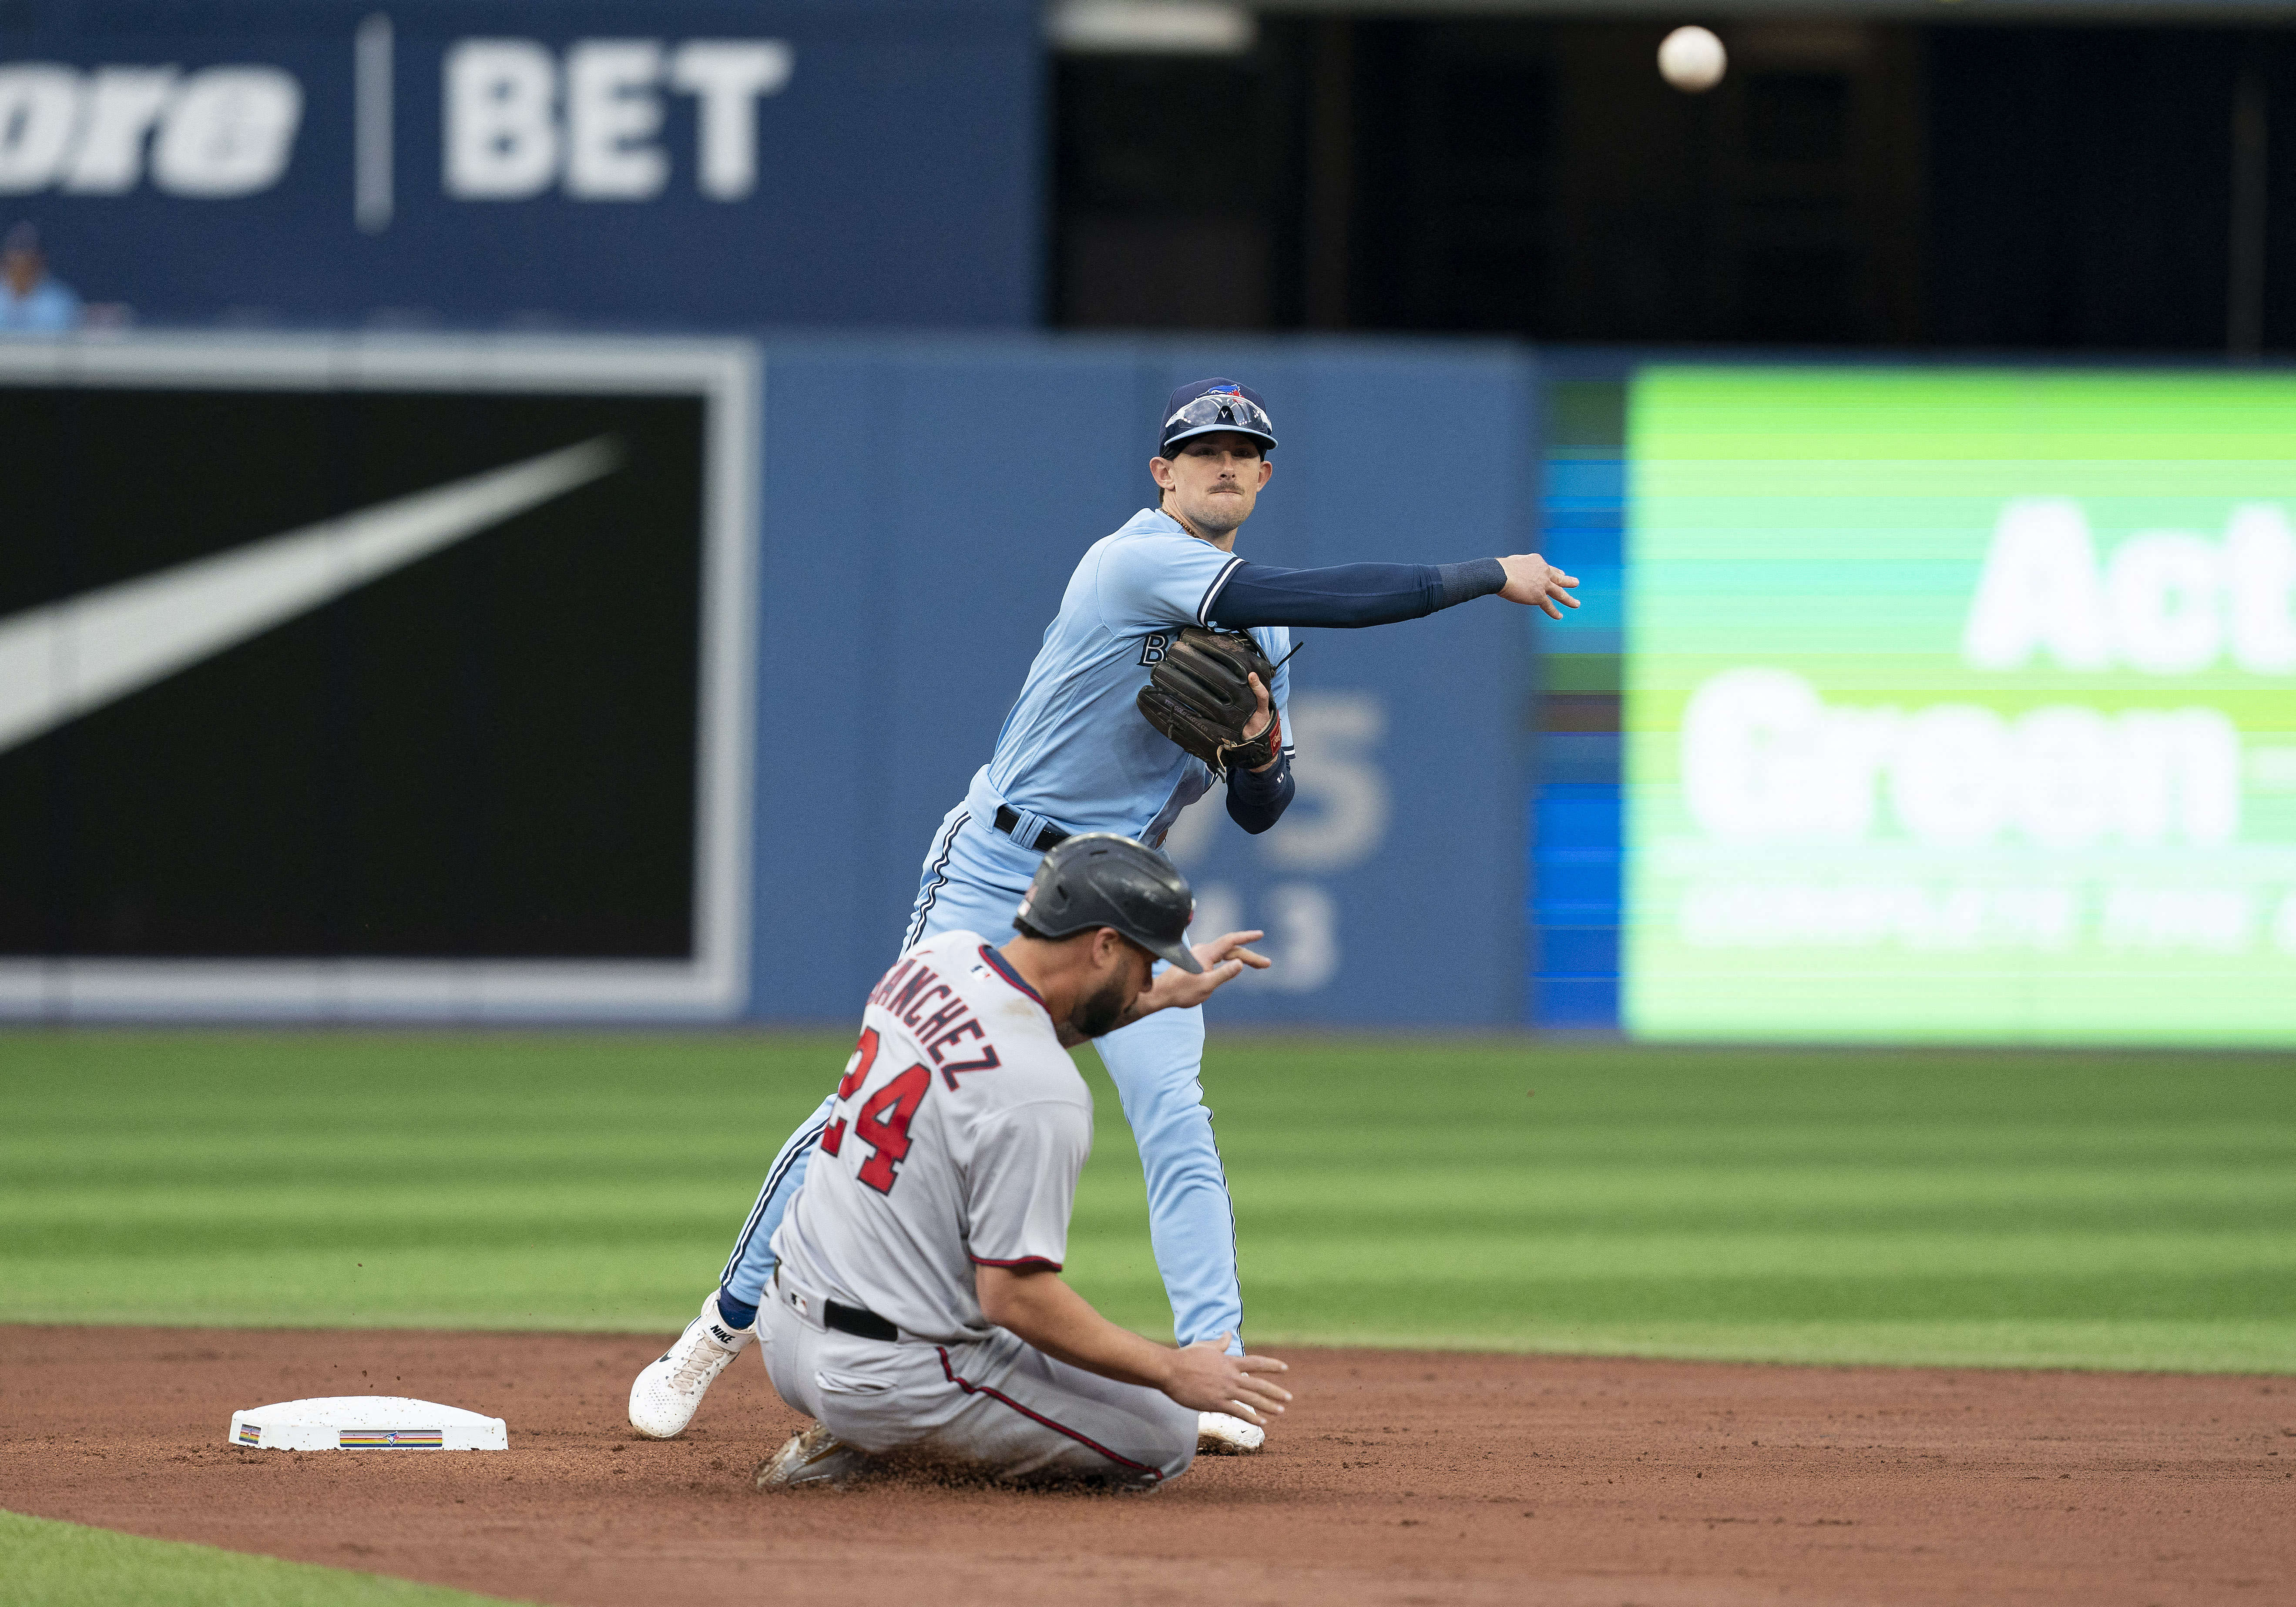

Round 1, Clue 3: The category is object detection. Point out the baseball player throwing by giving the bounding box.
[752,835,1289,1488]
[632,377,1578,1454]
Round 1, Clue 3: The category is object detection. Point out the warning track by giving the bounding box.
[2,1326,2288,1605]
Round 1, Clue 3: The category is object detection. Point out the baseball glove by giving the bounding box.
[1137,627,1282,771]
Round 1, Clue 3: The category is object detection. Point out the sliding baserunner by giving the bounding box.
[750,835,1288,1488]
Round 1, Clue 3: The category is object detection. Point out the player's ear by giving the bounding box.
[1151,456,1178,491]
[1094,927,1127,970]
[1254,456,1272,488]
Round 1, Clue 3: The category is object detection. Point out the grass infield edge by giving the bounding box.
[0,1510,529,1607]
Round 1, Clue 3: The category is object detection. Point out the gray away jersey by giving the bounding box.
[771,929,1092,1345]
[980,507,1293,844]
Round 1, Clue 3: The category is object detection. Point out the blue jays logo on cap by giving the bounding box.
[1160,377,1278,456]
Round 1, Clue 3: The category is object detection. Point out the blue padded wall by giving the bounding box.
[745,335,1541,1026]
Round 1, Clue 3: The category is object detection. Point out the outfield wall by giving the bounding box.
[0,331,1536,1026]
[749,336,1537,1026]
[10,333,2292,1038]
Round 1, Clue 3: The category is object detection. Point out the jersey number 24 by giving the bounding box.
[819,1026,928,1194]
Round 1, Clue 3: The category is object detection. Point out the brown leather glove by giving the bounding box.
[1136,627,1281,771]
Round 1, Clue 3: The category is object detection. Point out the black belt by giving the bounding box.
[825,1299,899,1343]
[994,805,1069,852]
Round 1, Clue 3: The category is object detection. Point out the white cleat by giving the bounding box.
[628,1291,755,1439]
[1196,1410,1266,1455]
[753,1422,871,1489]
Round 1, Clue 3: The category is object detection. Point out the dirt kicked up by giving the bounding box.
[3,1326,2289,1607]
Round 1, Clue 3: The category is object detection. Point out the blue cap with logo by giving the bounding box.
[1159,378,1278,457]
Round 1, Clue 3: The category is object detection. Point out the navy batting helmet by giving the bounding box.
[1016,834,1202,973]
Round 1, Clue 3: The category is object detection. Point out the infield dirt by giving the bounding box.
[3,1326,2288,1606]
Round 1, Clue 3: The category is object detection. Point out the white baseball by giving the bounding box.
[1658,26,1726,94]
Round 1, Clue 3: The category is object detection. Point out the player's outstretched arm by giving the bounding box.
[1208,553,1579,630]
[976,1264,1292,1426]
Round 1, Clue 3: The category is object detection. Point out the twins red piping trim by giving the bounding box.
[967,1255,1062,1271]
[933,1346,1163,1483]
[977,944,1047,1008]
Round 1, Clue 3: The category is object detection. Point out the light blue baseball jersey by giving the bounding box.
[972,507,1292,846]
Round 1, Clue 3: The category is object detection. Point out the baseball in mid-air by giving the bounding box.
[1658,26,1727,93]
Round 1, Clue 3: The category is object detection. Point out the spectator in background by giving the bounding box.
[2,223,84,332]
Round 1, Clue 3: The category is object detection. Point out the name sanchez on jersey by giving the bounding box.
[771,930,1092,1345]
[862,949,1006,1087]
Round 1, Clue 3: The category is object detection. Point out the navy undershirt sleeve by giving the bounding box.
[1225,749,1294,834]
[1208,557,1507,629]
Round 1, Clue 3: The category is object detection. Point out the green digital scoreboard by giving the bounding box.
[1625,367,2296,1043]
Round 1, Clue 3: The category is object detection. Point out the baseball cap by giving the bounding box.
[1160,378,1277,458]
[1015,834,1203,973]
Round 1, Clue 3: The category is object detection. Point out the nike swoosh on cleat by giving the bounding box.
[0,435,622,759]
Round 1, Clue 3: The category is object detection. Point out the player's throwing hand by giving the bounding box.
[1498,553,1581,618]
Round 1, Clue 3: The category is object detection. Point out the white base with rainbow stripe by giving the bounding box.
[228,1396,507,1451]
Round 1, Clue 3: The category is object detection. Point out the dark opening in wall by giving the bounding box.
[1051,49,1301,328]
[1052,17,2296,354]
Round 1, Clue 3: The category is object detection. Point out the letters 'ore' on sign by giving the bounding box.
[0,0,1039,329]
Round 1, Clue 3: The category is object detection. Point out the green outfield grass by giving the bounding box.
[0,1511,522,1606]
[3,1030,2292,1371]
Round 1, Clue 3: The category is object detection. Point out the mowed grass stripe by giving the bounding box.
[1,1031,2289,1371]
[0,1510,525,1607]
